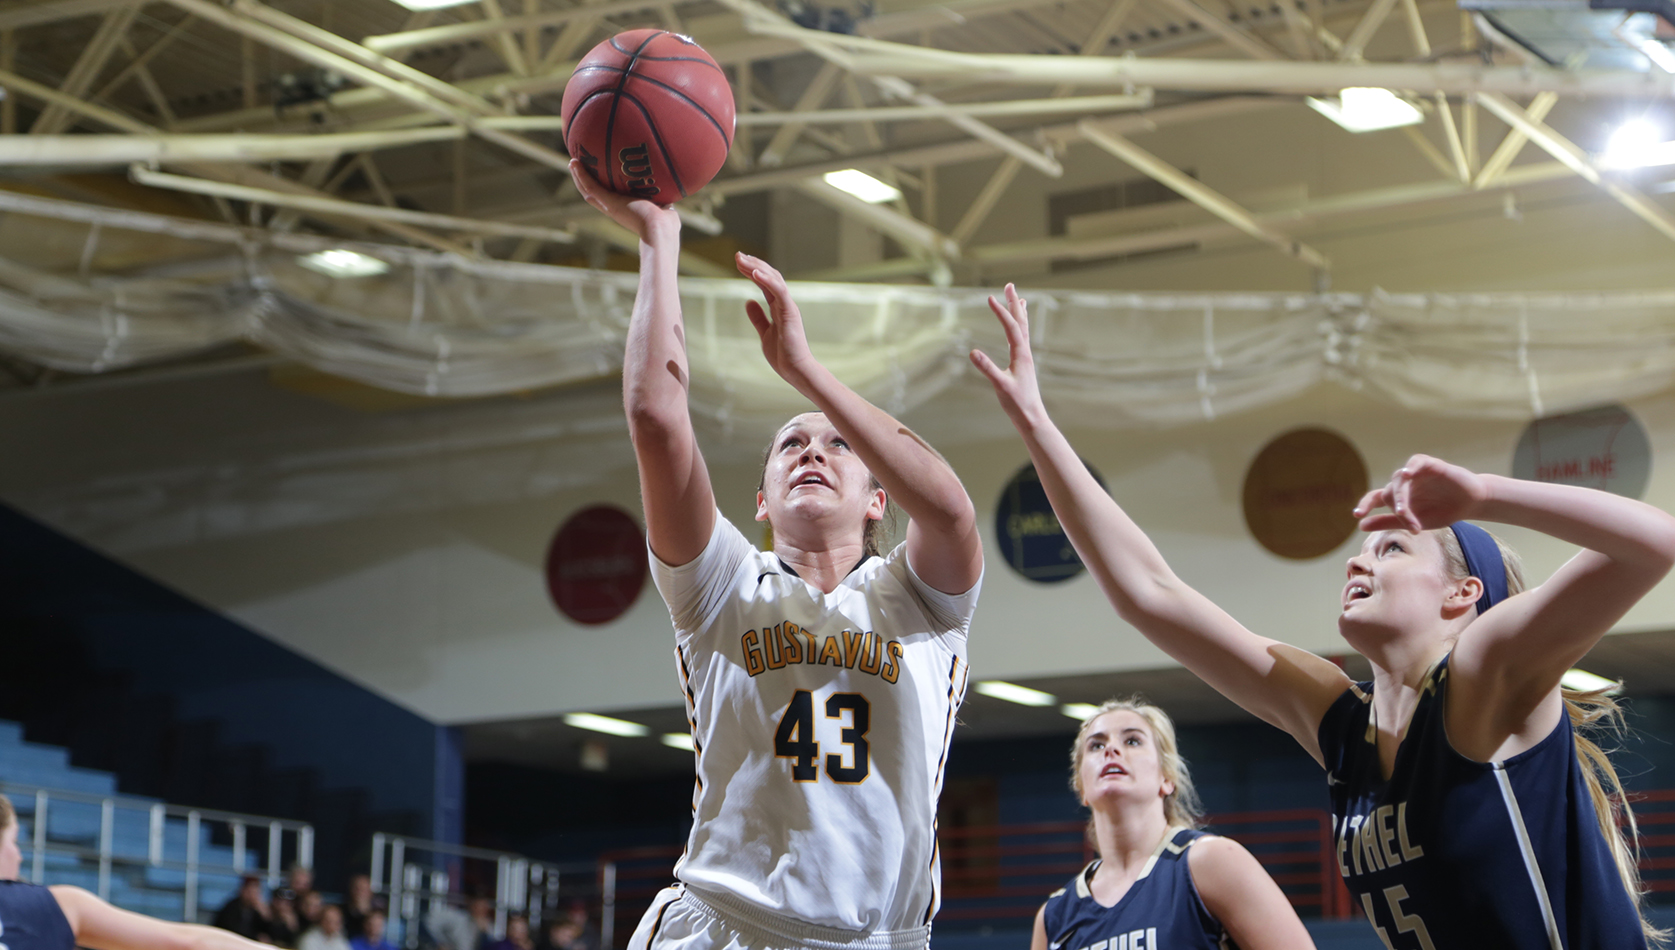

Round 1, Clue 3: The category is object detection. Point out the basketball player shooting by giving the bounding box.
[569,163,983,950]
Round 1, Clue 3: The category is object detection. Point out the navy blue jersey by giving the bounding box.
[1319,654,1646,950]
[0,881,74,950]
[1039,828,1233,950]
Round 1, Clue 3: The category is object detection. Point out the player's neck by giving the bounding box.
[1089,804,1172,877]
[774,540,868,594]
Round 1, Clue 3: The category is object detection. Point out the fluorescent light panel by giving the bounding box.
[1060,702,1101,721]
[1601,119,1675,169]
[661,732,696,751]
[1560,668,1622,694]
[974,680,1057,707]
[296,249,389,278]
[1306,88,1423,133]
[389,0,477,9]
[563,712,650,737]
[823,169,902,204]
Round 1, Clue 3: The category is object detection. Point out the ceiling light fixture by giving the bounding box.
[974,680,1057,707]
[296,249,390,279]
[1559,668,1622,695]
[1600,118,1675,169]
[389,0,477,10]
[1060,702,1101,721]
[822,169,902,204]
[563,712,650,737]
[1305,88,1424,133]
[661,732,696,751]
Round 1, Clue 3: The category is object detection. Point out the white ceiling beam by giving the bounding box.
[0,128,468,165]
[1077,119,1329,269]
[726,6,1064,177]
[0,66,152,133]
[1475,91,1675,243]
[130,166,579,245]
[31,6,138,134]
[729,93,1154,125]
[1474,91,1556,188]
[1149,0,1286,60]
[821,32,1675,97]
[364,0,663,54]
[963,159,1576,266]
[0,0,136,31]
[1338,0,1399,61]
[758,62,844,168]
[796,179,962,259]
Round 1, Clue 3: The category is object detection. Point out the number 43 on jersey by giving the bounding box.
[775,690,871,783]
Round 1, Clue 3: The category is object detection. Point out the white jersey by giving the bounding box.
[650,512,980,938]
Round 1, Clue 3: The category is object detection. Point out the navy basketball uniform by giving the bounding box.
[0,881,74,950]
[1319,654,1646,950]
[1039,828,1233,950]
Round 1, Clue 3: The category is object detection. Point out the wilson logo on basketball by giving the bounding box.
[619,144,658,199]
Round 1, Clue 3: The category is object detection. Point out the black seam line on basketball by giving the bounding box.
[618,73,732,148]
[617,90,689,198]
[564,88,616,158]
[601,31,666,194]
[608,30,666,58]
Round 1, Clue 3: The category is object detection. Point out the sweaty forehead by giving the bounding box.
[776,412,832,438]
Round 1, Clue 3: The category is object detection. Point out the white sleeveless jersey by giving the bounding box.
[650,512,980,937]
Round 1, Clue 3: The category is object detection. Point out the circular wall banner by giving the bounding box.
[1512,403,1651,500]
[995,460,1107,584]
[1242,427,1368,560]
[546,505,648,625]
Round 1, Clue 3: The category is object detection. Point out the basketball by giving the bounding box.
[561,30,735,206]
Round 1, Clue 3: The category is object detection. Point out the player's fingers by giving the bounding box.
[1351,488,1386,518]
[744,300,771,336]
[969,348,1007,386]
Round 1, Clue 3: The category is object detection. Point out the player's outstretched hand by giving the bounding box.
[737,252,818,388]
[1354,454,1488,533]
[569,159,678,243]
[970,284,1047,428]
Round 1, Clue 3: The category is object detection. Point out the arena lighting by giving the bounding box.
[974,680,1057,707]
[1305,88,1424,133]
[390,0,477,9]
[661,732,696,751]
[1600,119,1675,169]
[1061,702,1101,721]
[296,249,390,278]
[563,712,651,737]
[822,169,902,204]
[1559,668,1623,695]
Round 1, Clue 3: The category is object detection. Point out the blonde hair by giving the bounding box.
[0,794,12,834]
[1070,697,1203,830]
[1437,526,1666,947]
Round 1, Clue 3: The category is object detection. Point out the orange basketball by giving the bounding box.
[560,30,735,206]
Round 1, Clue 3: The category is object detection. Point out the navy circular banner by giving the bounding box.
[995,460,1106,584]
[546,505,647,625]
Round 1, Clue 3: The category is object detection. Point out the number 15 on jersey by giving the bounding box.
[775,690,871,784]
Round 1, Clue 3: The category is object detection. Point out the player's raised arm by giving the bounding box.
[570,161,716,566]
[1355,457,1675,758]
[736,253,980,595]
[970,285,1349,760]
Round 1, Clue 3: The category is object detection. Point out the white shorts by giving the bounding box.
[628,886,934,950]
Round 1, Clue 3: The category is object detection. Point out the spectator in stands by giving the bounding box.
[486,916,531,950]
[343,875,384,941]
[466,897,496,950]
[297,905,350,950]
[349,909,397,950]
[545,903,595,950]
[269,892,301,949]
[297,891,325,931]
[213,875,272,943]
[421,900,476,950]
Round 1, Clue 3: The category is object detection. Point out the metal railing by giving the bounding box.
[369,834,597,948]
[0,779,313,922]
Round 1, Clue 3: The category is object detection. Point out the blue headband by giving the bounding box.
[1451,521,1508,614]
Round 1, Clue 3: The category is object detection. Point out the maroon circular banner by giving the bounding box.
[546,505,647,625]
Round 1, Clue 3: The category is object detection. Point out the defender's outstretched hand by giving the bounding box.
[568,159,679,243]
[970,284,1047,427]
[1353,454,1488,533]
[737,252,818,389]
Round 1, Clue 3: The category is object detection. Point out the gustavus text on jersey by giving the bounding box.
[741,622,903,683]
